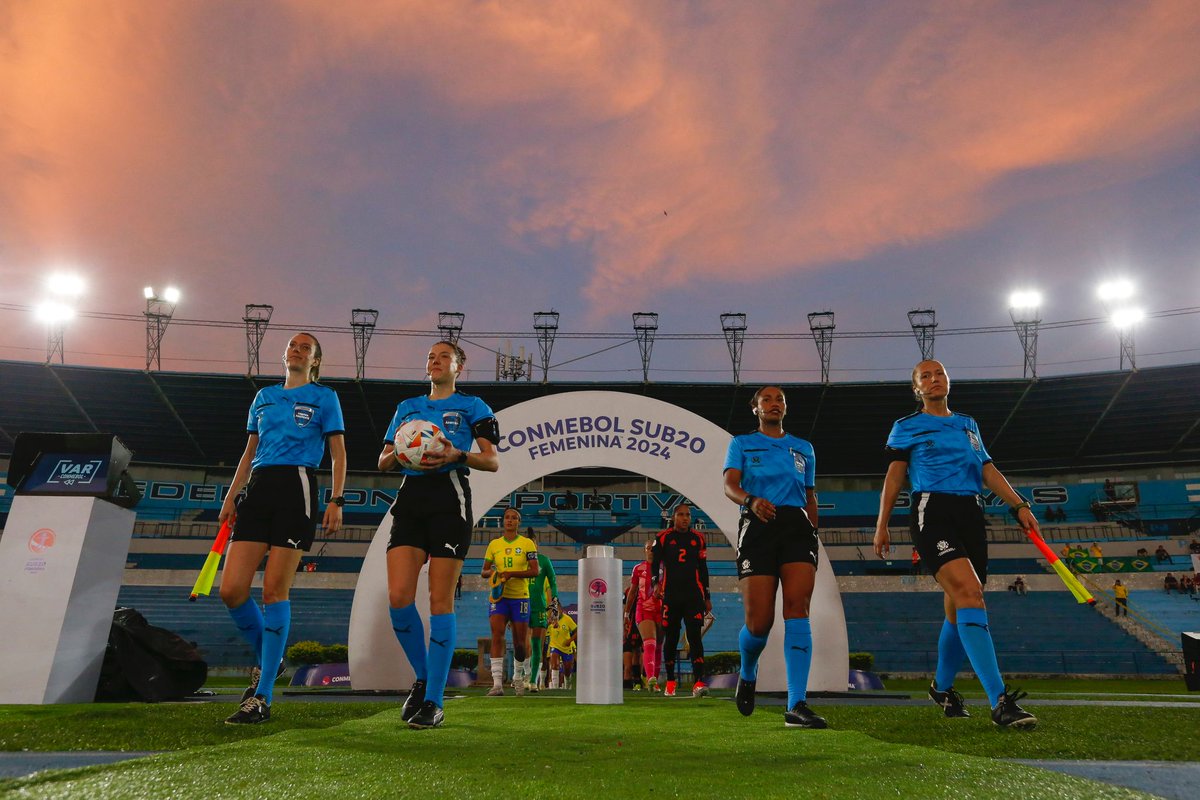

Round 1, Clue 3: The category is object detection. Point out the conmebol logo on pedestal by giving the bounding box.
[28,529,56,554]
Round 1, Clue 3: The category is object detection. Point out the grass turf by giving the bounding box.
[0,696,1162,799]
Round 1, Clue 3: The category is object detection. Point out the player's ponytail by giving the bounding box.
[299,331,323,382]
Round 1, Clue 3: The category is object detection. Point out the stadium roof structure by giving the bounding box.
[1,359,1199,477]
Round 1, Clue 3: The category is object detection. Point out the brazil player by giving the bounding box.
[481,508,539,696]
[723,386,826,728]
[874,360,1037,728]
[379,341,500,729]
[651,503,712,698]
[625,539,663,691]
[524,529,558,692]
[547,606,578,689]
[220,333,347,725]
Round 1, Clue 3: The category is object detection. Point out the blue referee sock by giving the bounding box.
[738,625,769,682]
[227,598,264,666]
[783,617,813,708]
[424,613,456,708]
[956,607,1004,707]
[389,604,428,682]
[934,618,967,692]
[256,600,291,704]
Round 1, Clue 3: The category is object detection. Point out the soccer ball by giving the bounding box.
[393,420,446,468]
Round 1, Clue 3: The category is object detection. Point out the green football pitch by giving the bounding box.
[1,682,1196,799]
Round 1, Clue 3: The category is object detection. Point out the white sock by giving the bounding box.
[550,671,559,689]
[491,658,504,688]
[514,659,528,683]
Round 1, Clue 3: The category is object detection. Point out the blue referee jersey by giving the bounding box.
[884,411,992,495]
[385,392,496,476]
[723,431,815,507]
[247,383,345,469]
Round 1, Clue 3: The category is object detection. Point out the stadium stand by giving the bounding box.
[843,591,1176,675]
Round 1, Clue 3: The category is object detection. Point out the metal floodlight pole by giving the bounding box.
[243,304,274,376]
[807,311,836,384]
[720,313,747,385]
[350,308,379,380]
[437,312,465,345]
[632,312,659,383]
[907,309,937,360]
[1008,308,1041,379]
[533,311,560,383]
[1118,327,1136,371]
[144,296,177,371]
[45,324,65,364]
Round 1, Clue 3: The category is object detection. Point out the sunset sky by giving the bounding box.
[2,1,1199,382]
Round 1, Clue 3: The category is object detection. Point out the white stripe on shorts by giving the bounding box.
[916,492,930,532]
[297,466,311,519]
[448,470,468,521]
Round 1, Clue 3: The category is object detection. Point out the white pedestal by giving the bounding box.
[0,496,135,704]
[576,545,622,705]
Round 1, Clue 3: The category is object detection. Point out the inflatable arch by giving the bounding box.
[348,391,848,693]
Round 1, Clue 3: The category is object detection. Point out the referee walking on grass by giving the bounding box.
[874,360,1037,729]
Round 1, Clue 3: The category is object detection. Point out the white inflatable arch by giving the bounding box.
[348,391,848,692]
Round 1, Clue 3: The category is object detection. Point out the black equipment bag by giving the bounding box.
[94,607,208,702]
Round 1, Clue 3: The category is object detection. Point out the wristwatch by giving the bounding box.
[331,496,345,507]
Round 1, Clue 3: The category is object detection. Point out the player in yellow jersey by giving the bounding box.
[481,508,539,695]
[546,605,578,690]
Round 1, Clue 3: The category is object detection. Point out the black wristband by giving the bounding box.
[742,495,755,509]
[457,450,469,464]
[331,496,345,508]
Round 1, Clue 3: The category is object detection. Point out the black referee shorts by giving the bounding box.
[232,465,319,551]
[909,492,989,582]
[735,505,819,579]
[387,470,473,559]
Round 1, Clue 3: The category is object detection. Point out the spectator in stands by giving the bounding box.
[1009,576,1027,596]
[874,360,1037,728]
[220,333,347,726]
[1104,479,1116,501]
[1136,547,1149,558]
[723,386,826,729]
[1112,579,1129,616]
[1189,539,1200,555]
[481,508,539,697]
[911,548,922,576]
[1089,542,1103,559]
[1155,545,1171,564]
[1182,575,1195,596]
[377,340,500,730]
[626,538,663,692]
[1164,573,1180,593]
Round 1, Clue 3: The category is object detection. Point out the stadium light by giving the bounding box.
[1007,290,1042,379]
[37,272,86,364]
[1096,279,1134,303]
[1096,279,1140,370]
[144,286,181,371]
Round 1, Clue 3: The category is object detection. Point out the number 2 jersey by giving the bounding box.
[651,528,710,603]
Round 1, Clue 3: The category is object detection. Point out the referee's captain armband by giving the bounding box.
[472,417,501,445]
[884,446,910,463]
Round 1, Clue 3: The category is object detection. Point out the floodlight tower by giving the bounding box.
[807,311,836,384]
[36,273,85,364]
[1096,279,1141,371]
[632,312,659,383]
[437,312,465,345]
[720,313,747,385]
[533,311,560,383]
[351,308,379,380]
[907,309,937,360]
[1007,291,1042,379]
[243,304,273,375]
[144,285,181,371]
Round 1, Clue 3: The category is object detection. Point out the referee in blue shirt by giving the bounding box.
[874,360,1037,728]
[219,333,347,725]
[723,386,826,729]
